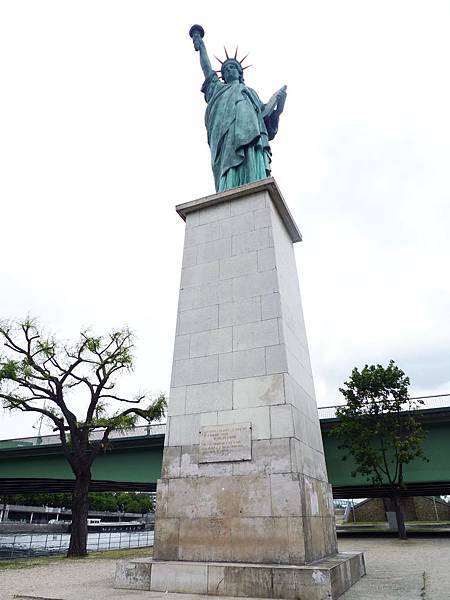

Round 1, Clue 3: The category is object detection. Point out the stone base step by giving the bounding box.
[115,552,365,599]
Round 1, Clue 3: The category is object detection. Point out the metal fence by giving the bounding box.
[0,530,154,560]
[2,394,449,449]
[318,393,450,420]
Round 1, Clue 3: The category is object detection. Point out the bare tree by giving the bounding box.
[0,318,166,556]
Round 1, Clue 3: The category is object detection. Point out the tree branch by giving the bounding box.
[98,394,145,404]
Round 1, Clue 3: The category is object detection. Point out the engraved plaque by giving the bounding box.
[199,422,252,463]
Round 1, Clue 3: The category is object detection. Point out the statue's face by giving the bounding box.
[222,62,240,83]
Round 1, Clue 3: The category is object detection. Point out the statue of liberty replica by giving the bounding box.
[189,25,287,192]
[116,25,365,599]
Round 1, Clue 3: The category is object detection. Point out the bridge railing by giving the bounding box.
[0,423,167,450]
[1,394,449,449]
[318,393,450,420]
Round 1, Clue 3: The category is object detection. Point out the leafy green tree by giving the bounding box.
[1,491,153,514]
[333,360,427,539]
[0,492,72,508]
[0,318,166,556]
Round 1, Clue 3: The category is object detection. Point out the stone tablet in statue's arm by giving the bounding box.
[262,85,287,141]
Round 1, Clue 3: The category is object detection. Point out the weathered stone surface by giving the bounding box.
[265,343,288,374]
[219,296,261,328]
[185,220,220,247]
[254,206,271,229]
[166,386,186,416]
[165,474,272,520]
[303,515,327,563]
[181,260,219,288]
[261,292,282,319]
[219,347,266,381]
[179,279,233,311]
[224,565,273,598]
[232,438,292,476]
[229,517,290,563]
[190,327,232,358]
[179,518,233,562]
[185,380,232,414]
[173,355,218,387]
[287,516,306,564]
[161,446,181,479]
[197,237,232,264]
[270,472,302,517]
[167,413,201,446]
[155,478,168,518]
[232,269,278,300]
[207,565,226,595]
[270,403,294,438]
[233,318,279,351]
[218,406,270,440]
[230,190,267,215]
[178,305,218,335]
[232,227,272,256]
[151,561,208,593]
[115,553,366,598]
[152,517,180,561]
[233,373,284,409]
[114,558,151,590]
[198,200,231,225]
[180,444,234,478]
[220,251,258,280]
[173,334,190,360]
[258,247,276,272]
[220,211,255,238]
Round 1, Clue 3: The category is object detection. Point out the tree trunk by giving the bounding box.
[68,471,91,557]
[391,493,407,540]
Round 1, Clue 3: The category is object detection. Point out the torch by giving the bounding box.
[189,24,205,51]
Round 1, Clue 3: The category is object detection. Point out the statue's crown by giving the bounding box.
[215,47,251,80]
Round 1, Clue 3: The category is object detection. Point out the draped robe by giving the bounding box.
[202,73,279,192]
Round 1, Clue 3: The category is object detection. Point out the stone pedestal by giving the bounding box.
[115,178,364,598]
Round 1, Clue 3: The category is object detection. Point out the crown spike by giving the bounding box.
[242,64,252,70]
[215,55,223,65]
[224,46,229,59]
[239,53,249,64]
[234,46,238,60]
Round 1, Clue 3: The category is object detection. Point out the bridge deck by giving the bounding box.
[1,401,449,497]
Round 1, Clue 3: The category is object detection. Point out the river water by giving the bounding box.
[0,530,154,559]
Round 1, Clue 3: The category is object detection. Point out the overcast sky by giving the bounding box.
[1,1,449,439]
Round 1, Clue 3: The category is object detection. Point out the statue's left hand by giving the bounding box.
[276,86,287,113]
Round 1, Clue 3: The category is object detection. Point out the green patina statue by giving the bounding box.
[189,25,287,192]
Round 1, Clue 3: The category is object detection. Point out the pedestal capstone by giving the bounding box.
[115,178,365,598]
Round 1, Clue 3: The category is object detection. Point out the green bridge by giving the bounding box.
[1,404,449,498]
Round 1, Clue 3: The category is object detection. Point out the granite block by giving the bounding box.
[219,296,261,327]
[185,380,233,414]
[233,373,284,409]
[190,327,232,358]
[233,318,279,351]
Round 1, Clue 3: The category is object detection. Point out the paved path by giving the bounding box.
[1,536,449,599]
[339,536,450,599]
